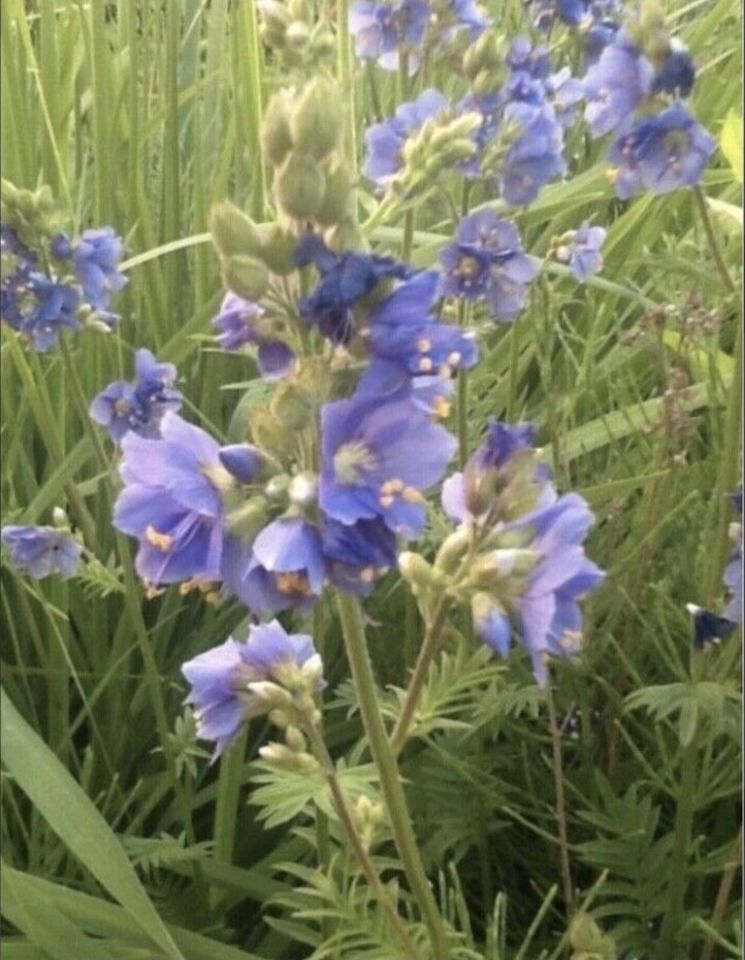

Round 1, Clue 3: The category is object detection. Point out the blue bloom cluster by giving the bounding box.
[582,27,715,197]
[1,223,127,351]
[90,349,182,443]
[440,422,604,685]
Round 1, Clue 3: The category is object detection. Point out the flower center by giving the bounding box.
[333,441,378,485]
[274,571,312,596]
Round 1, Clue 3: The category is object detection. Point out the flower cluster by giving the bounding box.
[402,422,604,685]
[90,349,182,442]
[581,12,715,198]
[1,206,127,352]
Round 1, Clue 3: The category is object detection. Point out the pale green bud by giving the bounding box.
[226,496,269,539]
[434,526,472,575]
[325,215,364,253]
[315,161,352,226]
[398,552,442,590]
[284,724,307,752]
[259,742,318,771]
[256,223,297,275]
[247,680,295,710]
[249,409,296,461]
[264,473,291,503]
[262,91,295,168]
[259,0,292,34]
[269,380,313,430]
[209,200,263,259]
[222,254,270,301]
[285,20,310,49]
[289,78,342,160]
[275,152,326,220]
[288,472,317,507]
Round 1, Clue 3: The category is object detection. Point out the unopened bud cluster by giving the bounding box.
[259,0,334,70]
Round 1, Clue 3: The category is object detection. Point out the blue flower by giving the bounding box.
[222,518,326,617]
[723,493,742,623]
[363,89,449,188]
[439,210,539,322]
[295,233,411,344]
[651,44,696,98]
[322,517,398,595]
[362,270,478,376]
[555,221,606,281]
[607,104,715,199]
[1,226,37,330]
[582,35,653,137]
[356,359,455,420]
[507,36,551,80]
[1,525,83,579]
[113,412,228,586]
[475,493,604,686]
[90,348,182,442]
[687,605,736,651]
[182,620,322,757]
[499,100,567,205]
[72,227,128,313]
[349,0,429,71]
[320,388,456,538]
[16,273,83,352]
[434,0,490,43]
[547,68,585,128]
[213,292,296,380]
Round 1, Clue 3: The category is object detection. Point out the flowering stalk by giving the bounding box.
[336,591,451,960]
[211,727,249,906]
[545,681,575,917]
[302,718,425,960]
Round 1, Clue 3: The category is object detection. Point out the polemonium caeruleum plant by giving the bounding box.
[0,0,739,957]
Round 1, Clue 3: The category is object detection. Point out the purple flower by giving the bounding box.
[295,233,411,344]
[507,36,551,80]
[499,100,567,205]
[182,620,322,757]
[474,493,604,686]
[322,517,398,595]
[72,227,128,313]
[361,270,478,376]
[723,494,742,623]
[222,518,326,617]
[113,413,228,586]
[652,44,696,98]
[213,292,296,380]
[434,0,490,43]
[608,104,716,199]
[547,68,585,128]
[349,0,429,71]
[582,35,653,138]
[90,348,182,442]
[363,89,449,188]
[556,221,606,281]
[356,359,455,420]
[1,525,83,579]
[320,388,456,538]
[439,210,539,322]
[16,273,82,351]
[688,605,736,650]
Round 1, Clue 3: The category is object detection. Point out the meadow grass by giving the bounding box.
[0,0,742,958]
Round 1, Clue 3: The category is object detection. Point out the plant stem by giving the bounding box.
[239,0,267,220]
[545,682,575,918]
[506,322,521,423]
[335,592,451,960]
[693,186,738,298]
[456,299,470,469]
[699,825,743,960]
[402,209,415,263]
[211,727,248,908]
[656,737,699,959]
[390,596,452,756]
[303,720,425,960]
[337,0,357,178]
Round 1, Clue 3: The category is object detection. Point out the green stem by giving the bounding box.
[656,737,699,958]
[211,727,248,906]
[337,0,357,179]
[366,62,383,121]
[545,683,575,918]
[335,592,451,960]
[402,209,415,263]
[693,186,738,298]
[240,0,267,220]
[456,299,470,468]
[390,596,452,756]
[304,721,425,960]
[700,826,743,960]
[506,322,521,423]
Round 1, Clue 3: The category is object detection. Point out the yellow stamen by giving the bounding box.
[402,486,424,504]
[145,525,173,551]
[418,357,434,373]
[274,571,311,596]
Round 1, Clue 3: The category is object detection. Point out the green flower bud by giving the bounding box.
[569,914,616,960]
[310,24,335,58]
[398,552,443,591]
[466,548,540,591]
[226,496,269,539]
[222,254,270,301]
[209,200,263,259]
[463,30,503,81]
[259,742,318,771]
[275,152,326,219]
[434,526,472,575]
[325,215,364,253]
[285,20,310,49]
[256,224,298,275]
[264,472,292,503]
[289,78,342,160]
[269,380,313,430]
[262,90,295,168]
[249,408,296,461]
[259,0,292,34]
[284,724,307,752]
[315,161,352,226]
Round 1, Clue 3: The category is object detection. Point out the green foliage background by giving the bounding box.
[0,1,741,958]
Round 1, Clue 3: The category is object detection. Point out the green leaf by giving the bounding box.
[0,689,184,960]
[720,111,743,182]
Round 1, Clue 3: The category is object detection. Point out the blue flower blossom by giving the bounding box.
[349,0,429,72]
[1,525,83,579]
[555,221,606,281]
[295,233,411,344]
[72,227,128,313]
[474,493,604,686]
[499,100,567,205]
[182,620,322,757]
[15,273,82,351]
[322,517,398,595]
[651,43,696,98]
[213,292,296,379]
[361,270,478,377]
[723,493,742,623]
[90,348,182,442]
[607,104,715,199]
[363,89,449,188]
[582,35,653,137]
[687,605,736,650]
[113,413,228,587]
[439,210,539,322]
[320,388,456,538]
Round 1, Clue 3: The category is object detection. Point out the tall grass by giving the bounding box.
[1,0,742,957]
